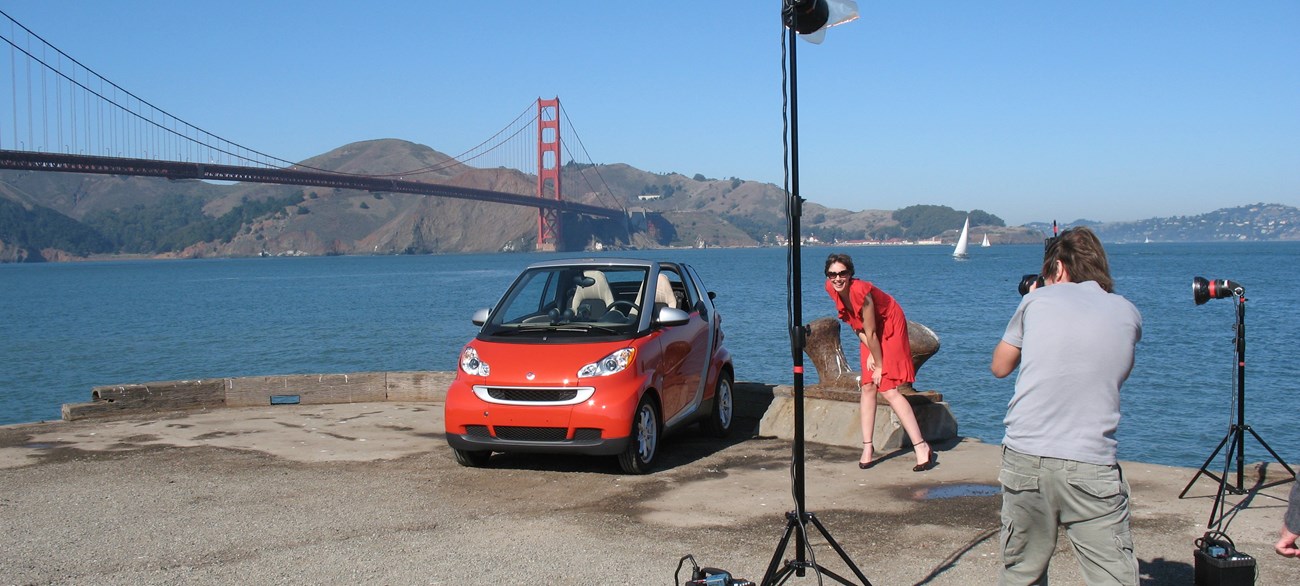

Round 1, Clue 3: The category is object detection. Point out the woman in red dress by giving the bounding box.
[824,253,935,471]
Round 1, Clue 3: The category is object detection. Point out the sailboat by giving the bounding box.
[981,233,991,248]
[952,216,970,259]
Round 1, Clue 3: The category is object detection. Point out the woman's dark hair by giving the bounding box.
[825,253,855,276]
[1042,226,1114,292]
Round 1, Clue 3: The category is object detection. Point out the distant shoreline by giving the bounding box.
[4,238,1297,265]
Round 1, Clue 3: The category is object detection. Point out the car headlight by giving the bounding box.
[578,348,635,378]
[459,346,490,377]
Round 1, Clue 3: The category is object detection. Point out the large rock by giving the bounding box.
[758,317,958,454]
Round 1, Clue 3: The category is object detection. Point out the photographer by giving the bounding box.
[990,226,1142,585]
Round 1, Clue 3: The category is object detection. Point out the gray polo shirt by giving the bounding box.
[1001,280,1142,465]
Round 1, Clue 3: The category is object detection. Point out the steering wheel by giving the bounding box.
[608,300,637,313]
[604,300,639,321]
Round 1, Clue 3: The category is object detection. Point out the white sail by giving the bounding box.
[981,233,991,247]
[953,216,970,258]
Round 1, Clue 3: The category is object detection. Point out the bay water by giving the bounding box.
[2,242,1297,470]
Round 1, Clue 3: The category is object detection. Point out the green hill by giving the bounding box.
[3,139,1294,262]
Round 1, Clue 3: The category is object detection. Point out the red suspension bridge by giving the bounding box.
[0,11,625,252]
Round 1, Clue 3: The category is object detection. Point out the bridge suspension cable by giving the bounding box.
[559,103,625,213]
[1,11,625,226]
[0,9,295,169]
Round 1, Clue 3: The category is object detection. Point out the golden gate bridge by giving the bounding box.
[0,10,626,252]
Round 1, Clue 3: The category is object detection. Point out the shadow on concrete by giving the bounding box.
[1140,557,1193,585]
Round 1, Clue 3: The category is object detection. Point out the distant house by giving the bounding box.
[637,194,662,201]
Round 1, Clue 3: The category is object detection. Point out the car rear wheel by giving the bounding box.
[618,396,660,474]
[703,372,734,438]
[453,448,492,468]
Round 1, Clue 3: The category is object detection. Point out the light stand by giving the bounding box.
[1178,279,1296,529]
[761,2,870,585]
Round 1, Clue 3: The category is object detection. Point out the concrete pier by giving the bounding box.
[2,373,1296,585]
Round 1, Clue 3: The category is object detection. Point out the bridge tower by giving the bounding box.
[536,98,562,252]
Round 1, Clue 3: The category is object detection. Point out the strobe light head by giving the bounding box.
[783,0,859,43]
[783,0,829,34]
[1192,276,1243,305]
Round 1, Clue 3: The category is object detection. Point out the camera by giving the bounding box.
[1192,276,1242,305]
[1018,274,1045,296]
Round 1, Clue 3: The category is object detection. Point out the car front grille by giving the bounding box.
[486,388,579,402]
[494,426,568,441]
[463,425,603,442]
[472,385,595,406]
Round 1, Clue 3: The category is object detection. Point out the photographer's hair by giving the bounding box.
[825,253,855,276]
[1042,226,1114,292]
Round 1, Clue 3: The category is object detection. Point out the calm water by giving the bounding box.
[2,242,1298,469]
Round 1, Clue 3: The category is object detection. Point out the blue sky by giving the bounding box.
[4,1,1296,225]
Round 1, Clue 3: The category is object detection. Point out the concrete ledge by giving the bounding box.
[64,379,227,420]
[226,372,388,407]
[385,371,455,402]
[758,384,959,453]
[62,371,456,421]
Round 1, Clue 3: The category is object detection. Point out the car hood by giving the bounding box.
[468,339,639,386]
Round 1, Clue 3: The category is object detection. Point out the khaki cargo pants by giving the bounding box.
[998,446,1138,586]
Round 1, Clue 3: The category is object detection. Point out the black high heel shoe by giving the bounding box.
[858,441,875,469]
[912,441,937,472]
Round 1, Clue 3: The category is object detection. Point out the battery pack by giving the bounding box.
[1193,547,1255,586]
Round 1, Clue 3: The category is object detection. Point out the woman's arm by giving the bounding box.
[859,294,884,384]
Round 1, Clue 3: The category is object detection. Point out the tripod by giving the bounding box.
[761,7,870,585]
[1177,289,1296,528]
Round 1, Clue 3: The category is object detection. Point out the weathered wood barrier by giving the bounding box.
[758,317,959,453]
[62,371,455,421]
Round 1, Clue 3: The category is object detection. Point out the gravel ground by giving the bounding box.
[1,385,1296,585]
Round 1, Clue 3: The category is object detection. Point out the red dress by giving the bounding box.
[826,278,915,392]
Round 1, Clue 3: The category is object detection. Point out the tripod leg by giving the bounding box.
[807,512,873,586]
[1180,428,1234,499]
[1244,425,1298,490]
[1207,430,1244,528]
[761,515,799,586]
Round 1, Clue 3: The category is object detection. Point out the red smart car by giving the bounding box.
[444,258,734,474]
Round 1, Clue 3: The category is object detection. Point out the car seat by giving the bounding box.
[572,270,614,319]
[654,273,677,312]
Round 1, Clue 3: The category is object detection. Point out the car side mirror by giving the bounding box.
[653,306,690,328]
[471,307,490,326]
[708,291,716,300]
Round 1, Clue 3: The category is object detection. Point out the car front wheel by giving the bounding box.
[618,396,660,474]
[703,372,734,438]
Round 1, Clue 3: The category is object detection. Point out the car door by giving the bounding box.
[654,265,710,425]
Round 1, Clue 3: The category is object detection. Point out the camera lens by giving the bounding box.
[1018,274,1044,296]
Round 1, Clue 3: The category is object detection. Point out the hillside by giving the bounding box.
[1031,203,1300,242]
[1,139,1295,262]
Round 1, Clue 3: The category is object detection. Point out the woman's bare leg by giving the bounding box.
[859,383,878,465]
[879,387,932,466]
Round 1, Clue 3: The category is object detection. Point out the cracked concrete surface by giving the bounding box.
[1,387,1296,585]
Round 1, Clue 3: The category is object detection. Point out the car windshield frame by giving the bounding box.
[478,263,651,341]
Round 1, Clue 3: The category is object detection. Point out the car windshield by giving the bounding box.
[481,265,649,338]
